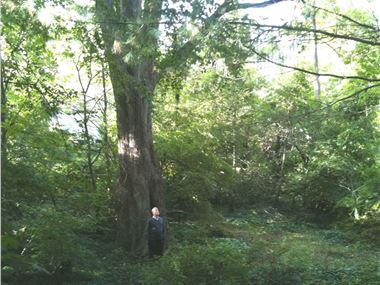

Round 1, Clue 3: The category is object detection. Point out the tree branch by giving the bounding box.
[291,84,380,120]
[247,49,380,82]
[311,4,379,32]
[328,84,380,106]
[236,0,291,10]
[159,0,290,70]
[228,21,380,46]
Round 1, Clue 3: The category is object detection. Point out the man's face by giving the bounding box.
[152,207,160,216]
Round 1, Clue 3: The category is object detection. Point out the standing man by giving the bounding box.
[148,207,165,258]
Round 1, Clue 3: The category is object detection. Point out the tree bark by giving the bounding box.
[106,53,165,254]
[96,0,165,254]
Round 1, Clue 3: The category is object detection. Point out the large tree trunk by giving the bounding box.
[96,0,165,255]
[108,56,165,254]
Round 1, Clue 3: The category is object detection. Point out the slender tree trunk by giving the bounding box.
[275,148,286,202]
[101,62,112,191]
[275,139,287,202]
[312,1,321,100]
[76,63,97,192]
[231,87,237,171]
[83,89,97,192]
[1,65,7,169]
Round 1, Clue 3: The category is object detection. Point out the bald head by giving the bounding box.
[151,207,160,217]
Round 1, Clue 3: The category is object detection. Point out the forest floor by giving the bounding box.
[13,206,379,285]
[64,206,379,285]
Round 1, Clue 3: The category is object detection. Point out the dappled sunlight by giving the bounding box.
[112,40,122,54]
[118,134,141,159]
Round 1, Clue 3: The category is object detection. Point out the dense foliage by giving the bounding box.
[1,0,379,284]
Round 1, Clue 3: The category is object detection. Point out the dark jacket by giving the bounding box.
[148,216,165,241]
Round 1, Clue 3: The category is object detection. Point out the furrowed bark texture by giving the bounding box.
[96,0,165,255]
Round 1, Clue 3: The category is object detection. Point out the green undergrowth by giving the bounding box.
[25,207,380,285]
[161,208,379,285]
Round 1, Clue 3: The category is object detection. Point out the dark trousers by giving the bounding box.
[148,238,164,258]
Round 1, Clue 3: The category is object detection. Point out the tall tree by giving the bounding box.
[94,0,290,254]
[95,0,165,254]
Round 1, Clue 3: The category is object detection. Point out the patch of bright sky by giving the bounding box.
[47,39,105,137]
[37,0,102,135]
[239,0,301,24]
[240,0,380,83]
[37,0,93,29]
[237,0,303,79]
[241,0,380,22]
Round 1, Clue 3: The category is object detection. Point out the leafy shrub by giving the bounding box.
[1,225,31,281]
[26,206,97,273]
[169,223,208,244]
[4,206,98,279]
[140,241,251,285]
